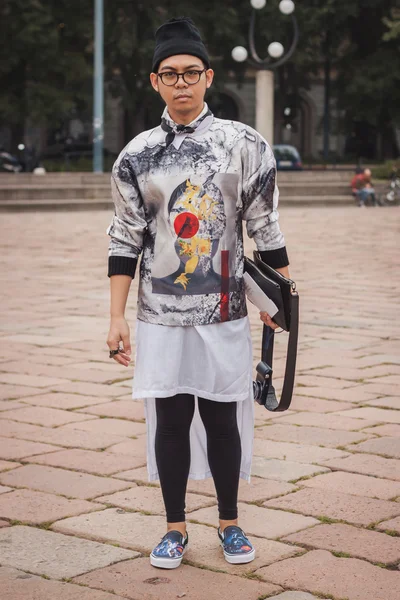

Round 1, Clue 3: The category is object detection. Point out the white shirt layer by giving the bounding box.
[132,317,255,482]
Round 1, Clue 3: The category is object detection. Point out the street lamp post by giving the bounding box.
[93,0,104,173]
[232,0,299,145]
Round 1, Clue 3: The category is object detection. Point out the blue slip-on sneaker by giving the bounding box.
[218,525,255,564]
[150,530,188,569]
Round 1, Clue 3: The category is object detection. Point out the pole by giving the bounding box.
[256,70,274,145]
[93,0,104,172]
[323,31,331,162]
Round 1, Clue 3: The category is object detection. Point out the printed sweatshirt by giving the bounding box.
[107,103,289,327]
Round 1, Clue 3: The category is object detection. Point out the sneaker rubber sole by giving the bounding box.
[220,541,256,564]
[150,544,187,569]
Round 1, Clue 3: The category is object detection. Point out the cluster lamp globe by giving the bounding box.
[279,0,295,15]
[268,42,284,58]
[232,45,248,62]
[250,0,266,9]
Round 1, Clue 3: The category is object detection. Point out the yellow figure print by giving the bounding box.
[174,255,199,290]
[174,236,212,290]
[151,177,227,297]
[175,181,217,221]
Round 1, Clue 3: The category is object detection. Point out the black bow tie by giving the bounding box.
[161,119,195,147]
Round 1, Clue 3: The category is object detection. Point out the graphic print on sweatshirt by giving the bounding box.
[150,173,238,301]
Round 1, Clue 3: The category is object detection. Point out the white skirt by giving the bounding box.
[132,316,255,482]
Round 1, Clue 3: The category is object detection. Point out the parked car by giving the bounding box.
[272,144,303,171]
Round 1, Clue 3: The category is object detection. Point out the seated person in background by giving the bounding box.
[351,168,377,207]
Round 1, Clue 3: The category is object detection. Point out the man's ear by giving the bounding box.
[150,72,159,92]
[205,69,214,89]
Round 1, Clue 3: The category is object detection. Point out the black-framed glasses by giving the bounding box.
[157,69,207,86]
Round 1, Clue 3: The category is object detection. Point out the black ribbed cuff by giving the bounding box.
[259,246,289,269]
[108,256,138,278]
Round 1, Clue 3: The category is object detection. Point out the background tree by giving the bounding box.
[0,0,399,160]
[0,0,92,151]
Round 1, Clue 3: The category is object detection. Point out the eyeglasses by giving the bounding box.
[157,69,207,86]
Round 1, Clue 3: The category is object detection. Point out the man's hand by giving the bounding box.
[107,316,132,367]
[260,312,280,329]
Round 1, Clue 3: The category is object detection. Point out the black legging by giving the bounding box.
[155,393,242,523]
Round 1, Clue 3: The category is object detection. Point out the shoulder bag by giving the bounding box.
[244,251,299,412]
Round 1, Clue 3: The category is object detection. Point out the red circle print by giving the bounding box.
[174,212,199,239]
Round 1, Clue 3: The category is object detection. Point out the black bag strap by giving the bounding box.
[261,291,299,411]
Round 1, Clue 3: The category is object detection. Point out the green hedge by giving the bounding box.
[42,156,115,172]
[371,160,400,180]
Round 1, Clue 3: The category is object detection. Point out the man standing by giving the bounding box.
[107,17,290,569]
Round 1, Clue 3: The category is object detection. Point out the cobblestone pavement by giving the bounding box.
[0,206,399,600]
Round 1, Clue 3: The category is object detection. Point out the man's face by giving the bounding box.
[150,54,214,116]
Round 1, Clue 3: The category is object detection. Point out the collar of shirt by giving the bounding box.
[160,103,214,149]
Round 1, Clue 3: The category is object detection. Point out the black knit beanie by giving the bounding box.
[152,17,210,73]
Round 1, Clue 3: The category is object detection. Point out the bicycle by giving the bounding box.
[381,170,400,206]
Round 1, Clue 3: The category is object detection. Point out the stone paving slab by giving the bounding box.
[96,485,216,514]
[20,392,111,409]
[76,400,145,421]
[0,488,104,524]
[253,438,349,464]
[255,549,400,600]
[0,459,21,472]
[2,363,129,386]
[364,397,400,410]
[346,436,400,458]
[0,420,46,438]
[49,381,127,397]
[295,374,358,390]
[265,487,400,526]
[51,508,168,551]
[105,437,148,456]
[254,423,374,448]
[300,470,400,499]
[0,484,12,494]
[188,502,319,539]
[0,526,137,579]
[251,456,330,482]
[376,515,400,534]
[0,436,62,460]
[356,382,399,396]
[283,522,400,564]
[268,594,329,600]
[0,405,98,427]
[237,477,298,503]
[0,400,28,411]
[22,426,129,449]
[286,396,354,413]
[0,384,49,400]
[335,406,400,423]
[323,453,400,481]
[292,386,380,403]
[0,464,132,499]
[26,448,146,475]
[276,411,379,431]
[314,365,399,380]
[362,423,400,437]
[72,556,282,599]
[0,373,70,388]
[61,417,147,437]
[0,567,128,600]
